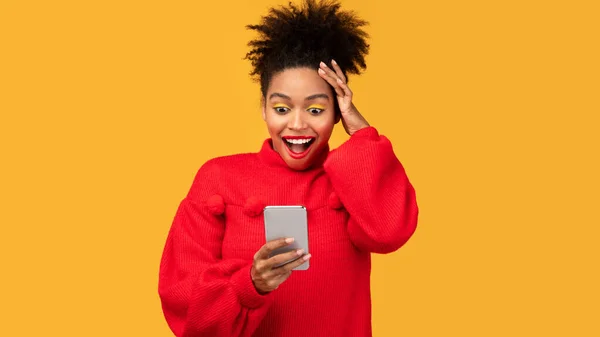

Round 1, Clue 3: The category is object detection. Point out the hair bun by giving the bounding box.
[245,0,370,97]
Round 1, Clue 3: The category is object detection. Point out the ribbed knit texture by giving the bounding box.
[158,126,419,337]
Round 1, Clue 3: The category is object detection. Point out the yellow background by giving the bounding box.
[1,0,599,336]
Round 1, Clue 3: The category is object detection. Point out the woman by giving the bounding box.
[158,1,419,336]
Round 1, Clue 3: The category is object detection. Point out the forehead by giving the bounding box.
[268,67,331,98]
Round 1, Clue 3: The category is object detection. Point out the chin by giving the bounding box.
[284,158,311,171]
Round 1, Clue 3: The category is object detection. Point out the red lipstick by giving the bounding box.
[281,135,316,160]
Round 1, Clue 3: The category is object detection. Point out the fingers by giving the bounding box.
[335,77,353,98]
[254,237,294,261]
[266,252,311,278]
[252,237,312,293]
[318,60,353,101]
[318,62,345,97]
[330,59,347,83]
[251,244,312,293]
[320,60,345,83]
[279,252,311,272]
[266,248,305,269]
[318,70,345,97]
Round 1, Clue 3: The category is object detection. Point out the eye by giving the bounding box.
[273,107,290,114]
[307,108,324,115]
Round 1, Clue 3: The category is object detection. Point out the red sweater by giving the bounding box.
[158,127,419,337]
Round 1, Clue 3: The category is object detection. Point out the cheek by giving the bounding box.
[265,114,287,135]
[311,115,335,137]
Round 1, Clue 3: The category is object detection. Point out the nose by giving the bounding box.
[287,109,308,131]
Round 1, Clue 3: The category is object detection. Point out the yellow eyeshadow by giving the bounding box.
[307,104,326,110]
[273,103,290,108]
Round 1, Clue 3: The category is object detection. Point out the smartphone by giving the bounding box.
[263,205,309,271]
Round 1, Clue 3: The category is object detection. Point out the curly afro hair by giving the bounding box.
[245,0,370,98]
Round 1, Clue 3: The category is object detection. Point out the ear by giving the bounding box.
[261,96,266,121]
[334,105,342,124]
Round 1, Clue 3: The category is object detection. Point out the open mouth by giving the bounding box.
[282,136,316,158]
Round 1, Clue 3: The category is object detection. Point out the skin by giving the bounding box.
[251,238,311,294]
[261,67,337,171]
[261,61,370,171]
[251,60,371,294]
[317,60,370,136]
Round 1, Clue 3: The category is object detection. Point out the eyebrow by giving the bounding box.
[269,92,330,101]
[305,93,329,101]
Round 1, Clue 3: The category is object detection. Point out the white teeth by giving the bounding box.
[285,138,313,144]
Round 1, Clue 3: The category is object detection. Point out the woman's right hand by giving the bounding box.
[251,237,311,294]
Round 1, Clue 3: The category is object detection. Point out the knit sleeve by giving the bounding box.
[158,159,273,337]
[323,126,419,254]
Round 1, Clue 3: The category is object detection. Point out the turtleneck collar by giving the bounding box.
[257,138,329,170]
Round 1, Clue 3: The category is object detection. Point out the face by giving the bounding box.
[262,67,337,170]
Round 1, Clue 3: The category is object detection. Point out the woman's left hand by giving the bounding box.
[318,60,370,136]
